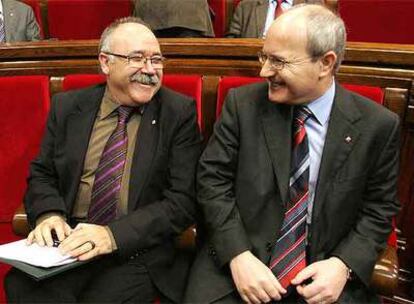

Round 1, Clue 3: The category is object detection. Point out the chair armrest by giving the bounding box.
[12,204,30,237]
[370,245,399,297]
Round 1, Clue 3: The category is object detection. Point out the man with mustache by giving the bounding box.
[186,4,399,303]
[5,17,201,303]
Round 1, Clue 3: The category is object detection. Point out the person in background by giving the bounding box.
[187,4,400,303]
[226,0,324,38]
[5,16,201,303]
[0,0,40,42]
[134,0,215,38]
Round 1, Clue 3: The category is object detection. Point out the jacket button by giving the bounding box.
[208,247,216,256]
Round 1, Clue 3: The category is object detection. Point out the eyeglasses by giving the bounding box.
[104,52,165,69]
[258,51,315,70]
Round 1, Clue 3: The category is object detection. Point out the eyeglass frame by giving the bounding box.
[257,51,318,71]
[103,51,166,69]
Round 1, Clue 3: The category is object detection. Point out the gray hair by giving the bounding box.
[98,16,151,54]
[289,4,346,72]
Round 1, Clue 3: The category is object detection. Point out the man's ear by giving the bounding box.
[98,53,110,75]
[319,51,337,77]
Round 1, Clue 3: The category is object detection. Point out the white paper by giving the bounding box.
[0,239,77,268]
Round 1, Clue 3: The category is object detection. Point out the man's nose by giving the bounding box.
[141,59,156,74]
[259,62,276,78]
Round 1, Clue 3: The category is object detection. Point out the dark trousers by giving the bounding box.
[5,255,164,303]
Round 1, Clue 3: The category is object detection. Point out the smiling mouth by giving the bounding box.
[269,80,285,89]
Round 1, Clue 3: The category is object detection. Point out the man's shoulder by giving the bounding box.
[157,85,195,109]
[52,84,106,112]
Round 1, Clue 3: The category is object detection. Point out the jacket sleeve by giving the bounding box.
[197,90,252,267]
[24,96,68,227]
[225,4,243,38]
[25,5,41,41]
[330,112,401,286]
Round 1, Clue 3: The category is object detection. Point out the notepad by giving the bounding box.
[0,239,76,268]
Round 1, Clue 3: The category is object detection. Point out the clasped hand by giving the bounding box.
[27,214,113,261]
[230,251,348,304]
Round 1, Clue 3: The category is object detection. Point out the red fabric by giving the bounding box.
[21,0,44,39]
[342,83,384,105]
[339,0,414,44]
[0,76,50,223]
[208,0,227,37]
[62,74,203,130]
[47,0,132,40]
[233,0,241,8]
[0,223,23,303]
[216,76,263,117]
[163,74,203,130]
[62,74,106,91]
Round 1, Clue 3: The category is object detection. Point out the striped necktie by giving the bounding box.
[88,106,134,225]
[274,0,284,19]
[0,14,5,43]
[269,106,312,289]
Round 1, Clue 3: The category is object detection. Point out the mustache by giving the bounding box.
[130,73,159,86]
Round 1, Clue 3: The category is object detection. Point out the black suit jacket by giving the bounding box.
[185,82,400,303]
[24,84,201,302]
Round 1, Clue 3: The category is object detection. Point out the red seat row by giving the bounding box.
[0,74,396,302]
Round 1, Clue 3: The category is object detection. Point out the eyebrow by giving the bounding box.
[128,50,162,57]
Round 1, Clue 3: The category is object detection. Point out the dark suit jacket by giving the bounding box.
[134,0,214,37]
[226,0,323,38]
[185,82,400,303]
[24,84,201,303]
[3,0,40,42]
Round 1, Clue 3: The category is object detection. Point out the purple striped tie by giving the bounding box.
[88,106,134,225]
[269,106,312,289]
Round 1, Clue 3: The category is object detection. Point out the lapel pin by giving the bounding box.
[345,136,352,143]
[151,120,156,125]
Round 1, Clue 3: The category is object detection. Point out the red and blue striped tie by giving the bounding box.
[88,106,134,225]
[269,106,312,289]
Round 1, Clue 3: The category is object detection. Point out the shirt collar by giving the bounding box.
[0,1,4,17]
[100,87,145,120]
[306,80,335,126]
[269,0,293,5]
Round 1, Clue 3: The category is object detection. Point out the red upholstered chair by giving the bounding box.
[0,76,50,303]
[339,0,414,44]
[62,73,203,130]
[216,76,263,117]
[47,0,132,40]
[208,0,227,37]
[21,0,44,39]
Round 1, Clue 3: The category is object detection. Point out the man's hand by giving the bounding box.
[292,257,348,304]
[27,213,71,247]
[230,251,286,304]
[59,223,114,261]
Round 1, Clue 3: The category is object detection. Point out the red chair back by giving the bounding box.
[341,84,384,105]
[22,0,44,39]
[62,74,203,129]
[48,0,132,40]
[208,0,227,37]
[339,0,414,44]
[216,76,263,117]
[0,76,50,222]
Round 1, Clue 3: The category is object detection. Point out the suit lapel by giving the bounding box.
[64,87,103,205]
[255,0,269,37]
[311,85,361,224]
[261,98,293,206]
[128,95,160,211]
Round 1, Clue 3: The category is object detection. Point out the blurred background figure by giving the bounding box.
[134,0,215,38]
[0,0,40,42]
[226,0,324,38]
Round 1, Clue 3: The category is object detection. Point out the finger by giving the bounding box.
[291,264,316,285]
[67,242,93,258]
[54,222,69,242]
[255,290,271,303]
[262,280,282,301]
[306,292,326,304]
[34,227,46,246]
[77,247,97,261]
[41,225,54,247]
[239,292,250,304]
[63,223,72,237]
[59,234,88,254]
[26,231,34,245]
[299,281,323,300]
[246,293,261,304]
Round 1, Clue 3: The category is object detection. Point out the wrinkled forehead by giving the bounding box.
[110,23,161,55]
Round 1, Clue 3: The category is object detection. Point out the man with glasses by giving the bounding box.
[186,4,399,303]
[5,17,201,303]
